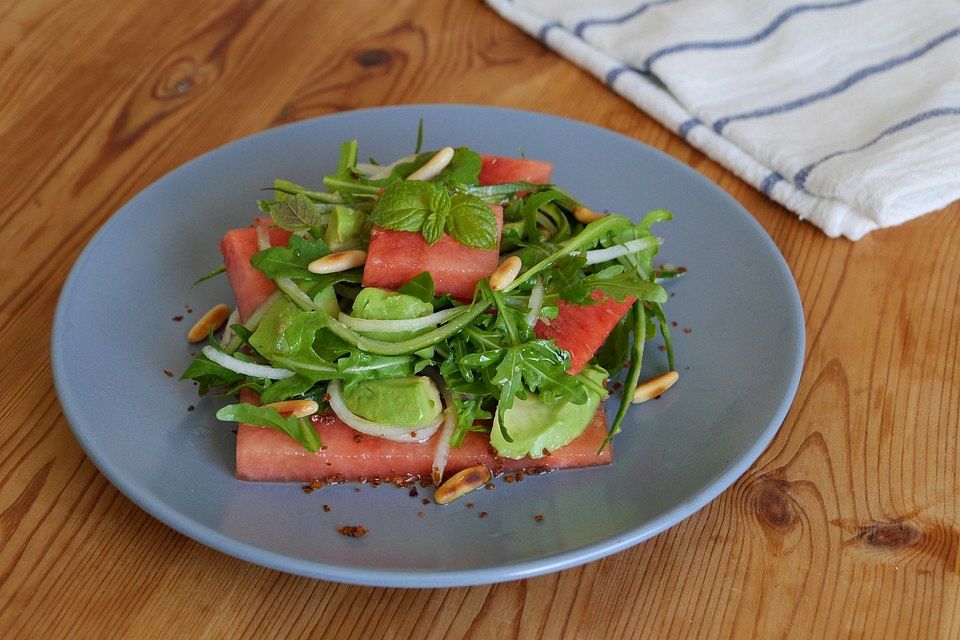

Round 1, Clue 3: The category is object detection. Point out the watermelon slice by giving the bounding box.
[535,290,635,374]
[362,205,504,301]
[220,225,291,321]
[479,154,553,185]
[235,390,611,482]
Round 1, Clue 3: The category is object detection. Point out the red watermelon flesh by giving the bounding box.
[535,290,635,375]
[220,226,292,321]
[362,205,504,301]
[235,390,611,482]
[479,154,553,185]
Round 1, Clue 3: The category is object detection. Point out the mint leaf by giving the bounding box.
[269,192,333,231]
[216,403,321,452]
[370,181,440,232]
[250,235,330,281]
[422,191,450,245]
[446,194,498,249]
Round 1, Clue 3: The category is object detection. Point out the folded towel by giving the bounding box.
[486,0,960,239]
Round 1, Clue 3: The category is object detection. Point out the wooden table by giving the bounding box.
[3,1,957,637]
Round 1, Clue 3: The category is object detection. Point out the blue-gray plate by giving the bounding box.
[52,105,804,587]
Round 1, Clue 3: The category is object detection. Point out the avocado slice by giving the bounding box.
[490,366,608,459]
[350,287,435,358]
[341,376,443,427]
[324,205,367,251]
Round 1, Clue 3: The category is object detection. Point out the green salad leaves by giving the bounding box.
[182,134,681,456]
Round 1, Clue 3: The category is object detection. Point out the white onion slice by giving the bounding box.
[244,290,283,329]
[431,388,457,485]
[524,276,544,328]
[219,307,240,346]
[537,213,557,234]
[337,307,464,333]
[201,345,295,380]
[255,224,271,251]
[582,237,662,265]
[327,380,443,443]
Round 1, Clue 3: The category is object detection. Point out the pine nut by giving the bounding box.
[632,371,679,403]
[434,465,492,505]
[573,206,605,224]
[186,303,231,343]
[307,249,366,274]
[407,146,455,181]
[490,255,522,291]
[261,399,320,418]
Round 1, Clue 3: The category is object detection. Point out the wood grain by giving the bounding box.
[1,1,957,638]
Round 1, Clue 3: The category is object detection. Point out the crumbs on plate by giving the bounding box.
[337,524,368,538]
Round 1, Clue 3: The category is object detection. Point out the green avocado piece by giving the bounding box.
[350,287,434,357]
[490,366,609,460]
[352,287,432,320]
[341,376,443,427]
[312,285,340,317]
[324,205,367,250]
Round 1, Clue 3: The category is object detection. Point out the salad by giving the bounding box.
[182,131,679,503]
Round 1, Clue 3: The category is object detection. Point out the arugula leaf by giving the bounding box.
[414,119,424,154]
[435,147,482,185]
[586,269,668,304]
[397,272,436,303]
[491,346,524,441]
[337,352,427,388]
[216,403,321,452]
[180,353,245,395]
[250,235,330,281]
[649,301,676,372]
[514,340,584,405]
[446,193,498,249]
[259,374,315,405]
[449,394,492,447]
[519,189,575,243]
[192,264,225,287]
[594,310,632,378]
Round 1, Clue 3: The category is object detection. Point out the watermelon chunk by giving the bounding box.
[479,154,553,185]
[535,290,635,374]
[220,225,291,321]
[362,205,504,301]
[235,389,611,482]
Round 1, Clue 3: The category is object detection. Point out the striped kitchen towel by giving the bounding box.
[485,0,960,240]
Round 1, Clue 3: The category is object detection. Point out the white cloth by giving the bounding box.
[486,0,960,240]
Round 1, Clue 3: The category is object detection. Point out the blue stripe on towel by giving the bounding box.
[679,118,702,137]
[573,0,678,38]
[794,107,960,188]
[713,25,960,134]
[537,21,561,42]
[605,65,631,85]
[639,0,864,73]
[761,172,783,194]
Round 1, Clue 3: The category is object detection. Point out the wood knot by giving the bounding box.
[752,477,798,534]
[858,522,920,549]
[355,49,391,67]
